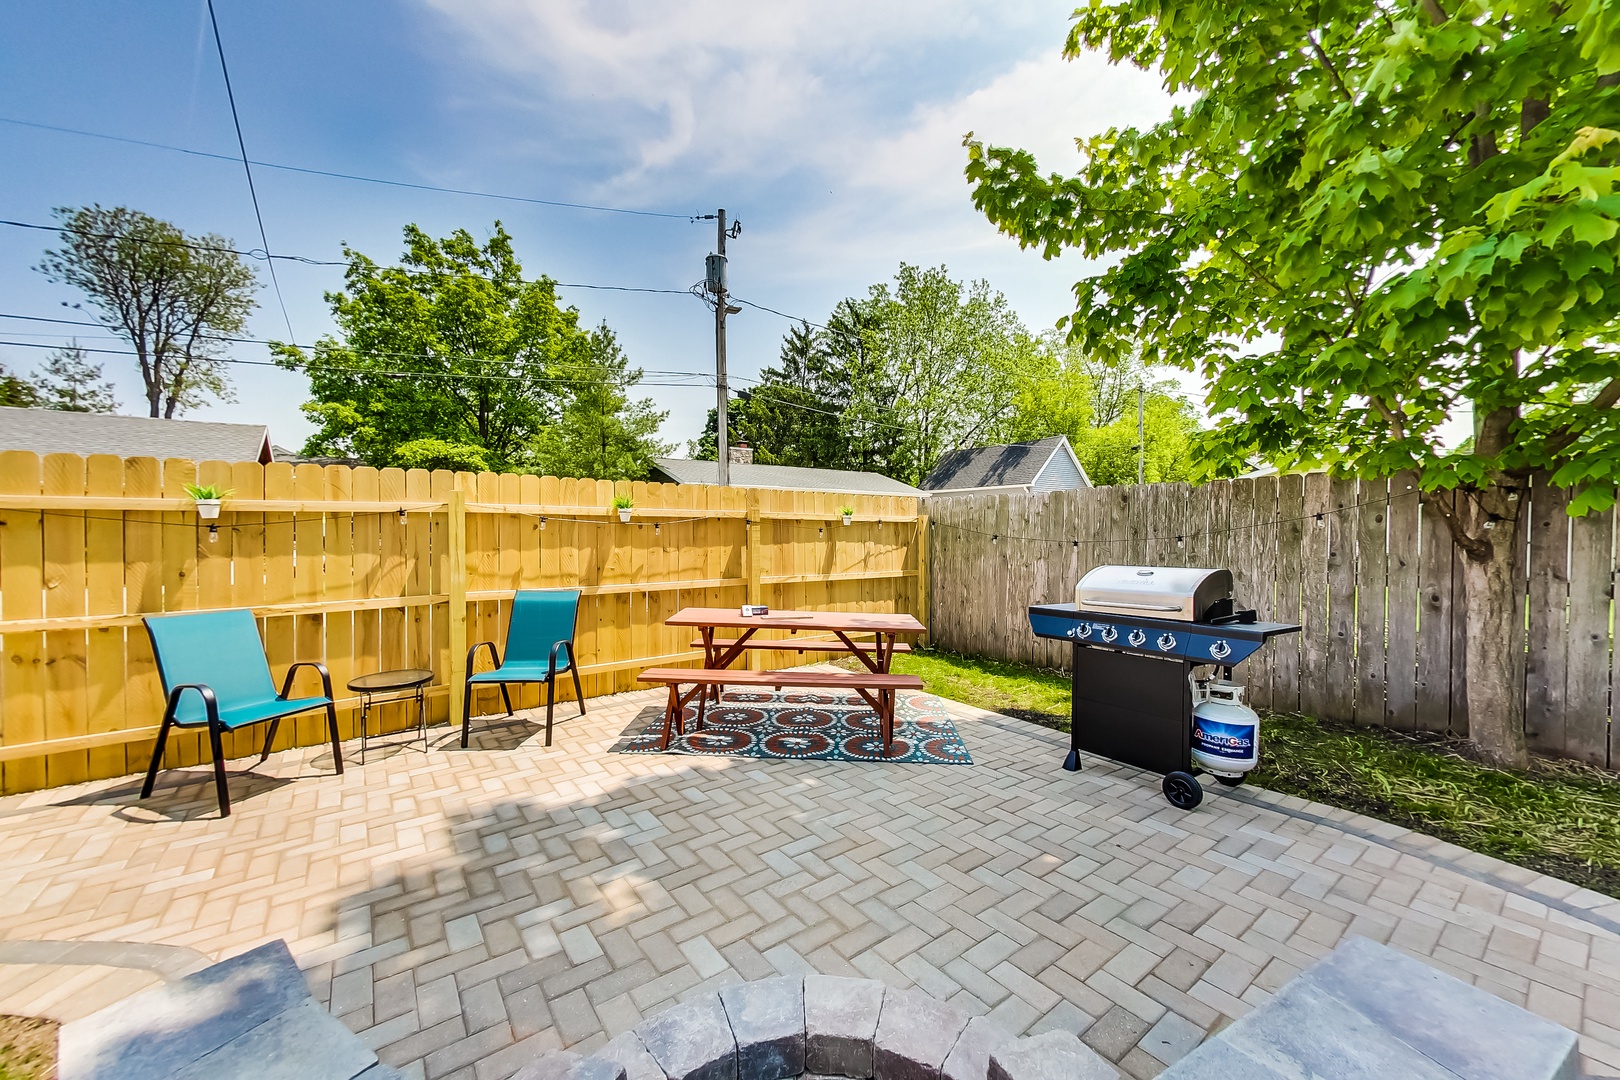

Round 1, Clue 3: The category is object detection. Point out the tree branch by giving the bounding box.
[1422,489,1491,560]
[1306,33,1354,103]
[1418,0,1447,25]
[1371,396,1407,441]
[1543,376,1620,456]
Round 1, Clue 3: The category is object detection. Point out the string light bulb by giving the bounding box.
[398,508,407,526]
[1314,513,1325,527]
[540,516,547,531]
[654,522,661,535]
[818,526,824,538]
[991,534,999,545]
[207,524,219,544]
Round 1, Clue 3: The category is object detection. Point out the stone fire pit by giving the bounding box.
[515,974,1117,1080]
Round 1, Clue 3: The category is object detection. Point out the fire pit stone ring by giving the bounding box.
[511,974,1120,1080]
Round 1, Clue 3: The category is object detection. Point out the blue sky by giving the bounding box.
[0,1,1175,453]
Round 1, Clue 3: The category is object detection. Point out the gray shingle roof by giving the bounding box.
[920,436,1068,491]
[0,407,274,464]
[649,458,923,497]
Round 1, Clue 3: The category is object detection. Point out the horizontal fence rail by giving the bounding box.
[0,451,925,794]
[928,473,1618,768]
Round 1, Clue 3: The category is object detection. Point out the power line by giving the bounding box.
[0,217,697,295]
[205,0,295,343]
[0,312,713,378]
[0,115,694,220]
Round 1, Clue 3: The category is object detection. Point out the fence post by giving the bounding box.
[916,513,931,646]
[447,485,468,736]
[745,489,763,670]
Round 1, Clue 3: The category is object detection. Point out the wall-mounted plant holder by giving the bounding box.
[841,506,855,525]
[186,483,233,520]
[613,495,634,523]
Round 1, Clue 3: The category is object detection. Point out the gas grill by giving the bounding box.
[1028,565,1300,809]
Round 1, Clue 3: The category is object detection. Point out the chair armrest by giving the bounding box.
[548,639,573,676]
[468,641,501,675]
[281,660,334,701]
[166,683,221,727]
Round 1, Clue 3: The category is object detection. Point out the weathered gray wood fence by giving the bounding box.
[927,473,1618,767]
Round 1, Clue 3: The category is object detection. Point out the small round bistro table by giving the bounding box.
[348,668,433,761]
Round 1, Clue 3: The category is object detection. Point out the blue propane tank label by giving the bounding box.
[1193,719,1255,760]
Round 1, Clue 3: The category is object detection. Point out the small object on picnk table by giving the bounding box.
[740,604,769,617]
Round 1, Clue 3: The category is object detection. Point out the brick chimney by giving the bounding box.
[728,442,753,466]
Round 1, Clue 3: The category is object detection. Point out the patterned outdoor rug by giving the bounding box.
[616,688,973,765]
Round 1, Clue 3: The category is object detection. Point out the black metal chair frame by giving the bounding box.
[140,662,341,818]
[462,609,586,749]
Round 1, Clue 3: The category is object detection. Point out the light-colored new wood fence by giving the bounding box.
[0,452,924,794]
[928,473,1618,767]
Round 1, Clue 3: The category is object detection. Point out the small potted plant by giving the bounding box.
[840,505,855,526]
[613,494,634,523]
[186,483,233,520]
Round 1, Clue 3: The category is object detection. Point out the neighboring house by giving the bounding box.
[920,435,1091,495]
[0,407,275,464]
[650,445,924,497]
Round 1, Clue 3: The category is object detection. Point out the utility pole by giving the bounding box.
[702,209,741,487]
[1136,384,1146,486]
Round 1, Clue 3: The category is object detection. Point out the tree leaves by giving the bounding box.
[965,0,1620,513]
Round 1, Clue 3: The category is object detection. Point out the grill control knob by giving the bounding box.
[1100,625,1118,643]
[1128,628,1146,648]
[1157,632,1177,652]
[1210,639,1232,660]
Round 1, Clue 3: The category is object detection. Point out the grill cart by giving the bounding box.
[1028,565,1301,810]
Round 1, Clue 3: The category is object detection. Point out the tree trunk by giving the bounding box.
[1444,482,1529,769]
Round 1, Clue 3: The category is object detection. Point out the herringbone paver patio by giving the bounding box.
[3,687,1619,1079]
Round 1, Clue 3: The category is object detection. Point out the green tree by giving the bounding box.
[0,361,42,408]
[991,332,1199,483]
[274,223,591,471]
[531,325,671,479]
[864,264,1032,483]
[690,318,859,468]
[38,206,257,418]
[965,0,1620,766]
[36,342,119,413]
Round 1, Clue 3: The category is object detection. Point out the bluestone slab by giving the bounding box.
[511,1050,626,1080]
[1218,977,1463,1080]
[721,975,805,1079]
[988,1030,1119,1080]
[593,1030,667,1080]
[1154,1039,1292,1080]
[60,940,314,1080]
[1304,935,1580,1080]
[634,993,737,1080]
[873,988,970,1080]
[941,1015,1017,1080]
[171,997,377,1080]
[805,974,886,1078]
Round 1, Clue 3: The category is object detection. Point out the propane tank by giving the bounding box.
[1191,677,1260,779]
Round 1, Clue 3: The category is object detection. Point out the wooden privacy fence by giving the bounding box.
[929,472,1619,767]
[0,451,925,795]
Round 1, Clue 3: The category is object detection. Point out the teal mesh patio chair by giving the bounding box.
[464,588,585,748]
[141,609,342,817]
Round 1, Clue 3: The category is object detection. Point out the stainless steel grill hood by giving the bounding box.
[1076,565,1234,623]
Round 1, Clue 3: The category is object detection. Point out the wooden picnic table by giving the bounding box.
[665,606,926,677]
[645,607,929,755]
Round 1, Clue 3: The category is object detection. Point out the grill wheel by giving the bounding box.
[1162,770,1203,810]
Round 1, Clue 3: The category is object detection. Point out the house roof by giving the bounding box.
[920,436,1070,492]
[0,407,274,464]
[649,458,924,497]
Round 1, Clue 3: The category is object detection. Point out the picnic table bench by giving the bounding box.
[637,667,924,754]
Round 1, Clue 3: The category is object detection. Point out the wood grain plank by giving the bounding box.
[1524,476,1570,754]
[1353,477,1389,726]
[1323,475,1357,723]
[1564,502,1613,765]
[1415,490,1456,734]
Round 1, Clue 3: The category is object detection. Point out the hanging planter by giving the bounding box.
[613,495,634,523]
[186,483,233,521]
[840,506,855,526]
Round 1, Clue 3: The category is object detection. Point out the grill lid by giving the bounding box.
[1076,565,1233,622]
